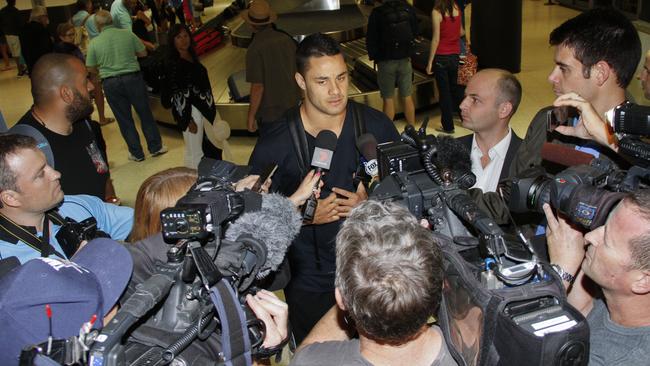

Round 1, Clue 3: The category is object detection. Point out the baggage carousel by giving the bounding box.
[150,0,438,131]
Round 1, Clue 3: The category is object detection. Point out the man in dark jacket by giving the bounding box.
[457,69,522,193]
[19,6,52,75]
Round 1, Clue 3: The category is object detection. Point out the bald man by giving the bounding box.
[639,50,650,100]
[14,53,112,201]
[457,69,523,193]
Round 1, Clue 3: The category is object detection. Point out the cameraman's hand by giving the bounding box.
[543,203,585,279]
[246,290,288,348]
[332,182,368,218]
[553,93,617,151]
[310,193,339,225]
[289,170,322,207]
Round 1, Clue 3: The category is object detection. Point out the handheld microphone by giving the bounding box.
[444,189,504,237]
[302,130,338,222]
[355,133,379,191]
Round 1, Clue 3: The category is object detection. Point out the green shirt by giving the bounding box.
[86,25,144,79]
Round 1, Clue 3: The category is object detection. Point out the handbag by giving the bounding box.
[458,44,478,86]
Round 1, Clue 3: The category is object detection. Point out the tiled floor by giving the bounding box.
[0,1,647,207]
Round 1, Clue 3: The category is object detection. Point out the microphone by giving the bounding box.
[541,142,594,167]
[223,193,303,279]
[444,189,504,236]
[434,136,476,189]
[356,133,379,191]
[302,130,338,222]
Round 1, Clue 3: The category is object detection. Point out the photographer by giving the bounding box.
[291,201,456,365]
[0,134,133,264]
[543,190,650,365]
[467,9,641,224]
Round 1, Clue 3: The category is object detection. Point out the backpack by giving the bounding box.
[376,0,416,60]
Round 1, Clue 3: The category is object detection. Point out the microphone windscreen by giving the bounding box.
[541,142,594,167]
[435,136,475,188]
[356,133,378,161]
[224,193,302,278]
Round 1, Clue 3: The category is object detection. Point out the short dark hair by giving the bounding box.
[549,8,641,88]
[494,69,522,116]
[30,53,78,106]
[625,190,650,271]
[0,134,38,195]
[335,201,444,344]
[295,33,341,75]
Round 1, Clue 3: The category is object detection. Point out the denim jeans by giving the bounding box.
[102,72,163,159]
[433,54,462,131]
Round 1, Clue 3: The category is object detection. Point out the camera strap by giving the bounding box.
[209,279,252,366]
[0,211,66,259]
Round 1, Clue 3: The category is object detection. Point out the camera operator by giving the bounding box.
[543,190,650,365]
[119,165,320,363]
[0,134,134,264]
[467,9,641,224]
[291,200,457,366]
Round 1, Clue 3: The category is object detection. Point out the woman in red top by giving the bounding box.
[426,0,464,133]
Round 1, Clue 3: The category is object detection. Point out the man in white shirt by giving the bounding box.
[457,69,522,192]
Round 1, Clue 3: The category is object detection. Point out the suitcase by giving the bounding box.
[193,27,223,56]
[227,69,250,103]
[410,37,431,73]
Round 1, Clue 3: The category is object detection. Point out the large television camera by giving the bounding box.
[23,160,296,366]
[370,122,591,366]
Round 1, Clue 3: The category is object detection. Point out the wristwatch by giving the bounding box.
[551,264,575,283]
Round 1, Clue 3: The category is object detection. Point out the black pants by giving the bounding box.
[433,54,462,131]
[284,286,336,346]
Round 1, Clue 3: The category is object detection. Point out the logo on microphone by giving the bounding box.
[364,159,378,177]
[311,147,334,170]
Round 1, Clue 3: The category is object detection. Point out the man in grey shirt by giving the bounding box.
[291,201,457,366]
[544,189,650,365]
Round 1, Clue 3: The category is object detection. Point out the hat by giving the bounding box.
[204,118,234,161]
[8,124,56,168]
[240,0,277,26]
[0,238,133,365]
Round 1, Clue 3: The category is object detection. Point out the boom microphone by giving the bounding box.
[224,193,302,279]
[434,136,476,189]
[302,130,338,222]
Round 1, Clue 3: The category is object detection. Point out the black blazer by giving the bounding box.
[457,131,523,182]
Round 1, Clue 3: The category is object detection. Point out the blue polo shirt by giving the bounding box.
[0,195,134,264]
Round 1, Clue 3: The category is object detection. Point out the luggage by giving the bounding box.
[193,27,223,56]
[227,69,250,103]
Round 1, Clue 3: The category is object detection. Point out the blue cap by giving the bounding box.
[0,238,133,365]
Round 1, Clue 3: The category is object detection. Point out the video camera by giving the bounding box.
[370,122,591,365]
[22,160,289,366]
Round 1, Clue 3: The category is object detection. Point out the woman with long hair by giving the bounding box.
[426,0,464,134]
[162,24,221,169]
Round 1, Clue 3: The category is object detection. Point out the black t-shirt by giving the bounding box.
[18,111,109,199]
[248,103,400,292]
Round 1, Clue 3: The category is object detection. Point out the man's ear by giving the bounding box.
[60,85,74,104]
[498,101,514,119]
[0,190,22,209]
[592,61,611,87]
[334,287,346,311]
[630,271,650,295]
[295,72,306,91]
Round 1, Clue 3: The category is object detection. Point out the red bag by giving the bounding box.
[193,28,223,56]
[457,45,478,86]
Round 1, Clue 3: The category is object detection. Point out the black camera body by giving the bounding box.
[55,217,109,258]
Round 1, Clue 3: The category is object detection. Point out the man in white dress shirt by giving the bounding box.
[457,69,522,192]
